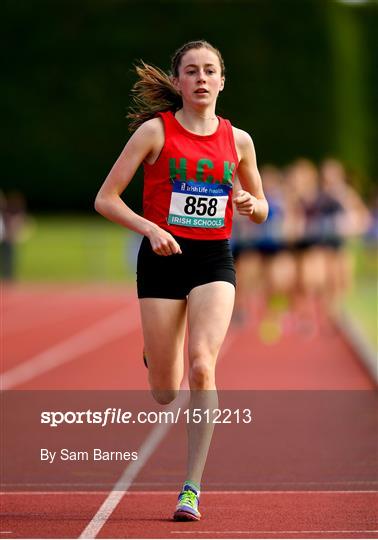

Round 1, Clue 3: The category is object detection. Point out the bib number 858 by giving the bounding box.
[184,196,218,217]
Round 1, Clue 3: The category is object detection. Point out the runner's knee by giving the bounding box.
[150,388,179,405]
[189,360,215,389]
[148,370,181,404]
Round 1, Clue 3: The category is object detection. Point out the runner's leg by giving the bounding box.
[186,281,235,485]
[139,298,187,404]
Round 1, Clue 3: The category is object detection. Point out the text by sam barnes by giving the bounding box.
[41,448,138,463]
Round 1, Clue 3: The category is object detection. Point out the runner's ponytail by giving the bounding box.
[127,61,182,132]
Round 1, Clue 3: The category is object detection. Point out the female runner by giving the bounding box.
[95,40,268,521]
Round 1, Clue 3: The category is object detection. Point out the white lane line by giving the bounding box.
[2,490,377,496]
[1,306,139,390]
[78,332,239,539]
[171,531,378,535]
[78,391,190,539]
[6,482,378,488]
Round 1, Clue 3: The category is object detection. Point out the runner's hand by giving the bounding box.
[148,227,182,256]
[233,190,257,216]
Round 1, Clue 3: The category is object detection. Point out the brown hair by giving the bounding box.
[127,40,225,132]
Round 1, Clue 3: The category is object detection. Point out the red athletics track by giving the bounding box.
[1,283,377,539]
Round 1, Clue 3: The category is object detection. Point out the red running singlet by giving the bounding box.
[143,110,239,240]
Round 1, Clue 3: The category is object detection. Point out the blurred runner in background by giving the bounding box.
[0,191,29,281]
[231,157,371,341]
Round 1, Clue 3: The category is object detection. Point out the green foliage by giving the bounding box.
[3,0,378,211]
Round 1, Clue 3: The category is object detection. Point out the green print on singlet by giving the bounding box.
[223,161,235,183]
[168,158,235,186]
[169,158,187,181]
[196,158,214,183]
[167,157,235,228]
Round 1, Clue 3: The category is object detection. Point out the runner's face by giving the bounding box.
[174,48,224,107]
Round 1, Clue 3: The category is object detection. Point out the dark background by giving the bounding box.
[3,0,377,212]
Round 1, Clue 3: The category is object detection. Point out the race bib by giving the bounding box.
[167,181,231,228]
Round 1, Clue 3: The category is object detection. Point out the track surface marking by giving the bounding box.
[2,285,377,538]
[1,491,377,539]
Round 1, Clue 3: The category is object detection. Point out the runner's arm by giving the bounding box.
[233,128,268,224]
[94,119,181,255]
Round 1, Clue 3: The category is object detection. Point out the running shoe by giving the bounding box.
[173,484,201,521]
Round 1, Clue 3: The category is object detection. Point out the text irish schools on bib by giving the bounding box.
[40,448,139,463]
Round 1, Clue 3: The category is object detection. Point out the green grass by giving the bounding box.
[342,240,377,352]
[343,278,377,352]
[17,214,137,283]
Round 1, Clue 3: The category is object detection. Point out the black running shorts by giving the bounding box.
[137,235,236,299]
